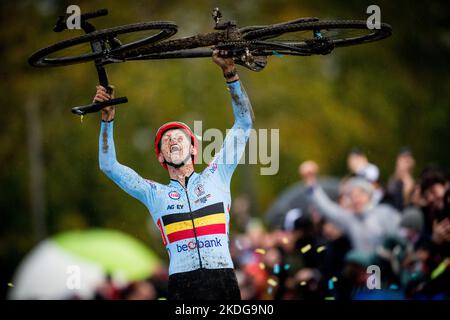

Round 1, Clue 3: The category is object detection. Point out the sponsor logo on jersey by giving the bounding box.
[167,204,184,210]
[161,202,226,243]
[209,162,218,174]
[168,191,181,200]
[194,184,205,197]
[194,194,211,204]
[176,237,223,252]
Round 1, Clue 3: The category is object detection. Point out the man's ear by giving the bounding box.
[158,152,165,163]
[191,145,197,156]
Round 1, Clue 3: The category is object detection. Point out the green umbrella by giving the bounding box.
[53,229,160,280]
[9,228,161,299]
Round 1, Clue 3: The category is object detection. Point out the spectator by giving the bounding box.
[321,221,352,282]
[149,264,169,299]
[300,160,401,253]
[419,167,449,235]
[94,274,120,300]
[337,250,374,299]
[384,147,416,211]
[414,213,450,297]
[399,207,424,246]
[347,148,380,183]
[347,148,383,204]
[121,280,157,300]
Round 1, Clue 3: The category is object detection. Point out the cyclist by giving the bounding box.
[94,50,254,300]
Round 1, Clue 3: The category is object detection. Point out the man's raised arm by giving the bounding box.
[299,161,354,233]
[95,86,155,209]
[207,50,254,185]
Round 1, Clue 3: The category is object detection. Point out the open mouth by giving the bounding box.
[170,144,181,153]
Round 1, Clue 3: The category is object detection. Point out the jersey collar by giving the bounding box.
[169,171,197,188]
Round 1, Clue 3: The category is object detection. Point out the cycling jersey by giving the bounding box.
[98,80,253,275]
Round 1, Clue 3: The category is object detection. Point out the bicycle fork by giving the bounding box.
[70,16,128,116]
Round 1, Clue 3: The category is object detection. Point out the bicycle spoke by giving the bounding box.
[29,21,178,67]
[261,28,373,44]
[112,29,166,47]
[45,42,96,60]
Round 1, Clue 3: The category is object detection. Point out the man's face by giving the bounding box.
[396,154,415,173]
[350,187,371,213]
[424,183,447,211]
[347,154,368,173]
[159,129,193,166]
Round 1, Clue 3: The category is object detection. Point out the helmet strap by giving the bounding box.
[164,160,186,169]
[163,152,193,169]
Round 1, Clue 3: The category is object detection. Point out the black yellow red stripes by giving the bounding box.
[162,203,226,243]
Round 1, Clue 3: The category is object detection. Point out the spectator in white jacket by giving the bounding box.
[299,160,401,253]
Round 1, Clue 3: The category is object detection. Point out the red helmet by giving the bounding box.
[154,121,198,170]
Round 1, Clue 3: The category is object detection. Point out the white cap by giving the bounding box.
[357,163,379,183]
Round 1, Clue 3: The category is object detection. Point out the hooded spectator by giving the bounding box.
[300,161,401,253]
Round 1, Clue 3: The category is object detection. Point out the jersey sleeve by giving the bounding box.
[98,121,157,212]
[205,80,254,187]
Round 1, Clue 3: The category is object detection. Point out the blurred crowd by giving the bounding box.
[86,148,449,300]
[89,265,170,300]
[231,148,449,300]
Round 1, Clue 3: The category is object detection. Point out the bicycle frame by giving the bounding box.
[102,11,319,69]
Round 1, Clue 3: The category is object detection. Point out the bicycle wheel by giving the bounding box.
[242,20,392,55]
[28,21,178,67]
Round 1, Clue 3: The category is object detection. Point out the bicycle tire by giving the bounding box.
[243,20,392,54]
[238,17,320,34]
[28,21,178,67]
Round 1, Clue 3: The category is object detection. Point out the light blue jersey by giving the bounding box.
[99,80,253,275]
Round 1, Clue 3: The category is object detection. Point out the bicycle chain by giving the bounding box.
[215,40,261,46]
[215,39,332,53]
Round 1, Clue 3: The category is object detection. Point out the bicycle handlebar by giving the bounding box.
[54,8,108,32]
[71,97,128,115]
[81,8,108,21]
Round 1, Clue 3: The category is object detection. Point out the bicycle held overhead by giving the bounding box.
[28,8,392,114]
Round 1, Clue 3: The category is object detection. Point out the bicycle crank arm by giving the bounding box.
[71,97,128,115]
